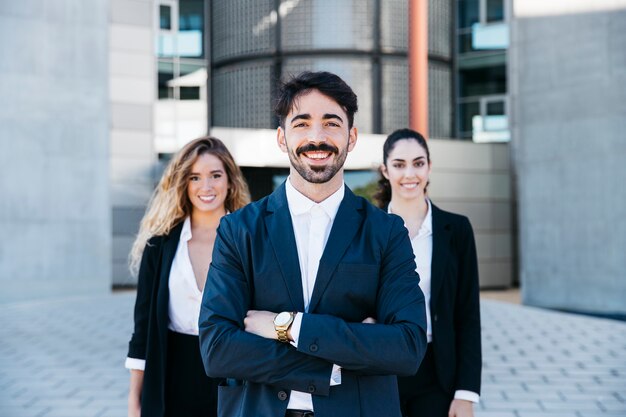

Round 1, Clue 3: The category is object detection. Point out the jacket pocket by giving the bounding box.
[217,379,245,417]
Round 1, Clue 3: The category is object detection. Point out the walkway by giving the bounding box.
[0,293,624,417]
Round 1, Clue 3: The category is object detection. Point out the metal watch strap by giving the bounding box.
[277,328,290,343]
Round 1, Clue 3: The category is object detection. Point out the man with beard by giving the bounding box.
[199,71,427,417]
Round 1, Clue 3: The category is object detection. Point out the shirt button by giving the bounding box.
[433,314,438,321]
[278,391,288,401]
[308,384,316,393]
[309,344,318,352]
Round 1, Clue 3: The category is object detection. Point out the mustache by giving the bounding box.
[295,143,339,156]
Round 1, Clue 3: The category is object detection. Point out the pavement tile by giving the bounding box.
[475,412,516,417]
[540,400,604,412]
[2,294,626,416]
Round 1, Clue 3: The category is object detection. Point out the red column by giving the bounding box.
[409,0,428,138]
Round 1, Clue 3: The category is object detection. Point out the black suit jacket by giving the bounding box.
[429,203,482,395]
[199,184,427,417]
[127,222,184,417]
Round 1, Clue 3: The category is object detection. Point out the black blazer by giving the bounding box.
[127,222,184,417]
[429,203,482,395]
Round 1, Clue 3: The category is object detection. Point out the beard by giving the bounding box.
[287,142,348,184]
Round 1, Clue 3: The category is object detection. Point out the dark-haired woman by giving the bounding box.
[125,137,250,417]
[376,129,482,417]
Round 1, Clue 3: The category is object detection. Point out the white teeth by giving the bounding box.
[199,196,216,202]
[401,183,418,189]
[304,152,330,160]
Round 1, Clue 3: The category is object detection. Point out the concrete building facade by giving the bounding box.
[510,0,626,315]
[109,0,157,286]
[0,0,111,303]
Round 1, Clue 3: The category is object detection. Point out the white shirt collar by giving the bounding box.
[180,216,192,242]
[388,198,433,236]
[285,177,345,221]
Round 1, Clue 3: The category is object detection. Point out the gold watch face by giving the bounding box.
[274,312,292,327]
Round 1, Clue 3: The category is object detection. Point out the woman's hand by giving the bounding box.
[128,369,144,417]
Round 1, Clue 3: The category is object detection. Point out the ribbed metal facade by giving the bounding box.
[210,0,453,137]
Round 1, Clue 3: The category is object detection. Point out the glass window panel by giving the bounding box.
[459,101,480,137]
[471,22,508,50]
[180,86,200,100]
[459,65,506,97]
[179,61,205,75]
[458,0,479,29]
[158,61,175,99]
[458,33,474,53]
[486,0,504,22]
[160,5,172,30]
[179,0,204,58]
[157,33,176,57]
[484,99,507,132]
[487,100,504,115]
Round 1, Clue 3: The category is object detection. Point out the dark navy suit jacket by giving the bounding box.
[199,183,427,417]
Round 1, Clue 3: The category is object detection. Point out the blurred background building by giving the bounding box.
[1,0,624,318]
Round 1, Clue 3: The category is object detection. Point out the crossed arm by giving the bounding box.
[198,216,427,393]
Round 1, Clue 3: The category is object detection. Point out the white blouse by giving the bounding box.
[167,216,204,336]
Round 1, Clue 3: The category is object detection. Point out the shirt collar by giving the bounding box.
[421,199,433,235]
[180,216,192,242]
[285,177,345,221]
[388,198,433,236]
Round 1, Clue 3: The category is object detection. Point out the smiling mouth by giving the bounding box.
[303,151,332,161]
[198,195,216,203]
[401,183,418,189]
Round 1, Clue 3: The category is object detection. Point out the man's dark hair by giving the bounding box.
[274,71,359,129]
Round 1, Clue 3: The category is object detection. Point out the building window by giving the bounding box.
[486,0,504,23]
[155,0,208,154]
[459,95,509,142]
[160,5,173,29]
[456,0,509,142]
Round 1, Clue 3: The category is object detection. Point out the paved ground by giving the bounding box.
[0,293,624,417]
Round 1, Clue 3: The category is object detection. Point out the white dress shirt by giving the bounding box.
[125,217,203,371]
[390,200,434,343]
[389,200,479,404]
[284,178,344,411]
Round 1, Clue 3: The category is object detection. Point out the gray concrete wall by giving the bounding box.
[109,0,156,286]
[0,0,111,303]
[428,141,514,289]
[510,1,626,314]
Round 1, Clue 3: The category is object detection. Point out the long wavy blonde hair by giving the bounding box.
[129,136,250,276]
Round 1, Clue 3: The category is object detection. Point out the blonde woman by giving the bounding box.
[126,137,250,417]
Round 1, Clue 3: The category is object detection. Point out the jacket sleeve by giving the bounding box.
[127,237,161,360]
[453,217,482,394]
[296,216,428,376]
[198,217,334,396]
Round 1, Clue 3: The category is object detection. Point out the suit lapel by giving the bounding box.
[264,184,306,312]
[308,187,363,313]
[430,204,450,311]
[156,221,183,372]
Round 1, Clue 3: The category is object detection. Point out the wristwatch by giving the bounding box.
[273,311,295,343]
